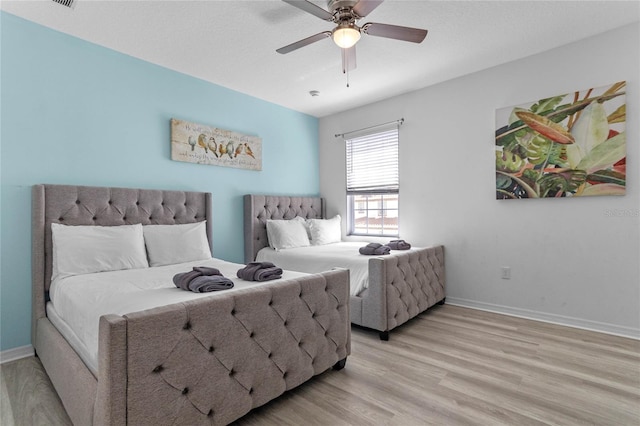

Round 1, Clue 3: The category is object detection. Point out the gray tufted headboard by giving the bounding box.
[32,184,212,342]
[243,194,324,264]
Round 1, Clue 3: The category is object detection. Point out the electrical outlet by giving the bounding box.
[501,267,511,279]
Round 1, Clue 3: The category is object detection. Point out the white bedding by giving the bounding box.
[48,257,308,375]
[256,241,414,297]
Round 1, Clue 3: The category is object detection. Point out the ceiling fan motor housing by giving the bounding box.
[328,0,360,19]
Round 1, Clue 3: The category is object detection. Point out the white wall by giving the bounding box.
[319,23,640,338]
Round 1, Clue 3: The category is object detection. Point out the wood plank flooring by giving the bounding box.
[1,355,72,426]
[1,305,638,425]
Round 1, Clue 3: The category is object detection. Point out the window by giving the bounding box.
[346,127,399,236]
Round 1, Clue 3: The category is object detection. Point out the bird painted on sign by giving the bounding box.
[197,134,208,153]
[234,143,244,158]
[208,137,219,158]
[226,141,235,159]
[244,143,255,159]
[188,135,196,151]
[219,142,227,157]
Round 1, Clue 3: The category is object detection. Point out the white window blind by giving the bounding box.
[346,128,399,194]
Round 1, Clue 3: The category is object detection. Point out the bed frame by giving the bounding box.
[244,194,446,340]
[32,184,350,425]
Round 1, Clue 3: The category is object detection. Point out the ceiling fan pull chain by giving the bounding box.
[346,58,350,88]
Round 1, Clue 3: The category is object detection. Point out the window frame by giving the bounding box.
[347,193,399,237]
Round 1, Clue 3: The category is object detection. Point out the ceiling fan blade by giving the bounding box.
[352,0,384,18]
[282,0,333,21]
[276,31,332,54]
[362,22,428,43]
[342,46,357,73]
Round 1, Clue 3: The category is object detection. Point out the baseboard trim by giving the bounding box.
[446,297,640,340]
[0,345,34,364]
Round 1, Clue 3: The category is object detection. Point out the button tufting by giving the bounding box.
[59,217,64,221]
[182,387,189,395]
[92,217,97,220]
[123,217,127,221]
[283,371,288,378]
[75,200,80,204]
[229,369,235,376]
[249,388,254,394]
[108,200,112,204]
[209,346,214,352]
[268,300,273,306]
[153,365,163,373]
[268,352,272,358]
[283,320,288,326]
[231,309,236,315]
[136,201,140,205]
[183,322,191,330]
[249,332,254,338]
[207,410,214,417]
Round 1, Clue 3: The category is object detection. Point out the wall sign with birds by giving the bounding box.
[170,118,262,171]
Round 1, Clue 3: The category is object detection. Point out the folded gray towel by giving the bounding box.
[254,266,284,281]
[187,275,234,292]
[192,266,222,275]
[388,239,411,250]
[173,266,232,292]
[359,243,391,256]
[237,261,283,281]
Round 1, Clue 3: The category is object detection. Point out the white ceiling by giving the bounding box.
[3,0,639,117]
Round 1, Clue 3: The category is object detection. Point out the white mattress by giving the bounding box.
[47,257,308,375]
[257,241,403,297]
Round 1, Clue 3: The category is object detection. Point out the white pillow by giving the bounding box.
[266,218,310,250]
[51,223,149,281]
[143,221,212,267]
[307,215,342,245]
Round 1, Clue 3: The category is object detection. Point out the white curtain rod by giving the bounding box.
[334,118,404,139]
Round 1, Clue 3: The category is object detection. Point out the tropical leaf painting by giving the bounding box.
[495,82,626,199]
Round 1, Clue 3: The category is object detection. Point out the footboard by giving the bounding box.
[94,269,350,426]
[363,246,445,336]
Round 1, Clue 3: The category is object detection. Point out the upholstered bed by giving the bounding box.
[32,184,350,425]
[244,194,445,340]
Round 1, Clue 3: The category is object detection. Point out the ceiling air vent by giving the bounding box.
[52,0,75,8]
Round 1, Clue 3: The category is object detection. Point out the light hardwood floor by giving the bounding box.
[1,305,638,425]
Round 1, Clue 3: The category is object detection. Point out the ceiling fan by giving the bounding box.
[277,0,428,74]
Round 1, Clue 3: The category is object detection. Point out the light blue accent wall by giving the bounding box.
[0,12,319,351]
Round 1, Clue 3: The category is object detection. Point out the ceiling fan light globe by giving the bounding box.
[332,26,361,49]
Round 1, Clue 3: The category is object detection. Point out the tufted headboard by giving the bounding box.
[32,184,212,342]
[243,194,324,264]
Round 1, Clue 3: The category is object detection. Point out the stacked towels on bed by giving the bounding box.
[387,239,411,250]
[359,240,412,255]
[359,243,391,256]
[173,266,234,293]
[237,261,283,282]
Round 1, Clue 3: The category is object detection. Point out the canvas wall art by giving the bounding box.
[495,82,626,199]
[171,118,262,171]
